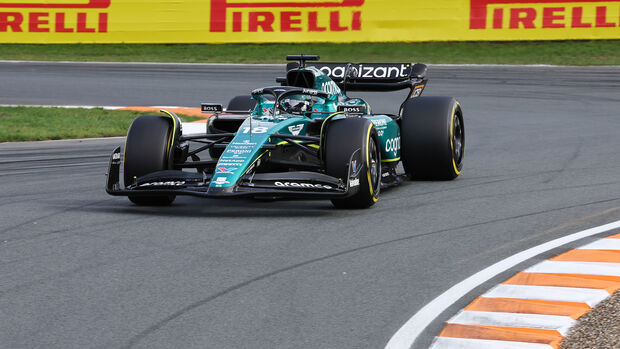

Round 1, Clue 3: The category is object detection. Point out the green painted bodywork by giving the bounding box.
[210,117,310,189]
[368,115,401,162]
[208,66,401,189]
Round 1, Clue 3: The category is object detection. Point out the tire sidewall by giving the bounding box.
[449,103,464,175]
[123,115,176,205]
[324,117,380,208]
[401,97,464,180]
[123,115,173,186]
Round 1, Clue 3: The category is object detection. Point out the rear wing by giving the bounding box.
[285,62,428,93]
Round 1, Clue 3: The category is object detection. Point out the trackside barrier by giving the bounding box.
[0,0,618,43]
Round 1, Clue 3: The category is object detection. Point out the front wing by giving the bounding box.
[105,147,363,200]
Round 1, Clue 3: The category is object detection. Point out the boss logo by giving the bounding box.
[201,104,223,112]
[337,105,366,114]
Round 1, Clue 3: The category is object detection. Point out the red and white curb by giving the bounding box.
[429,232,620,349]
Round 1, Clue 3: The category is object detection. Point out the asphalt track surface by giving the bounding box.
[1,62,620,349]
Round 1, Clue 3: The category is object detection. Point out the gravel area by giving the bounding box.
[560,291,620,349]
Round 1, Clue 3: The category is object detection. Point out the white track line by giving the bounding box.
[448,311,574,335]
[525,261,620,277]
[578,239,620,250]
[483,284,610,307]
[429,337,554,349]
[384,219,620,349]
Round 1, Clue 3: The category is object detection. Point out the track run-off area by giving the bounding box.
[1,62,619,349]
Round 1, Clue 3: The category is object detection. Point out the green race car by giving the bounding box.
[106,55,464,208]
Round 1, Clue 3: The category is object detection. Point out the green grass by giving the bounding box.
[1,41,619,65]
[0,107,201,142]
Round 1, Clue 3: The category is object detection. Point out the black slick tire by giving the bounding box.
[123,115,176,205]
[324,118,381,209]
[400,97,464,180]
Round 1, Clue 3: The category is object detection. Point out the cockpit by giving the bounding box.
[251,87,333,118]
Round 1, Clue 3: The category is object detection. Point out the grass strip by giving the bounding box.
[0,107,201,142]
[1,41,619,65]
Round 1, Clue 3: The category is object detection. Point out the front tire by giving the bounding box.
[400,97,464,180]
[124,115,176,205]
[324,118,381,209]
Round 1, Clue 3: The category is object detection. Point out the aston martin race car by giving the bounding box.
[105,55,464,208]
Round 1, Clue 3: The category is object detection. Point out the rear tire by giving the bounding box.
[124,115,176,205]
[401,97,464,180]
[324,118,381,209]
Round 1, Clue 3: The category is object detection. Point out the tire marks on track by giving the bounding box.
[123,202,620,348]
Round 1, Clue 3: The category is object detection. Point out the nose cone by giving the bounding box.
[207,186,234,196]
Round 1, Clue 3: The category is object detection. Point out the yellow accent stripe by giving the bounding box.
[365,125,378,202]
[319,112,344,151]
[275,140,319,149]
[123,111,177,180]
[160,109,178,160]
[382,157,400,163]
[449,102,461,176]
[242,150,268,176]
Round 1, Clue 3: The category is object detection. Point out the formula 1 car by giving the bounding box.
[106,55,464,208]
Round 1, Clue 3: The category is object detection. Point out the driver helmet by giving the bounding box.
[281,98,311,114]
